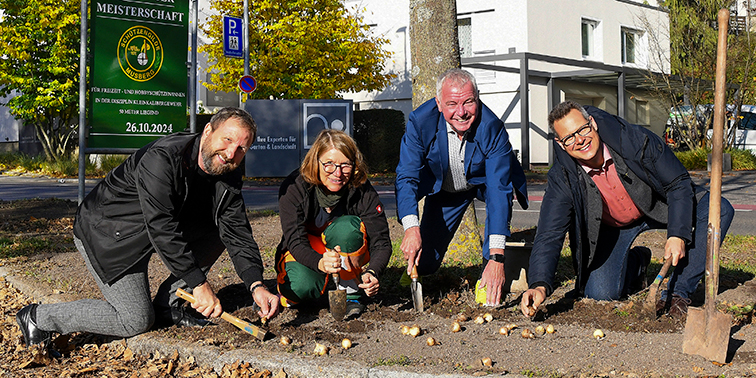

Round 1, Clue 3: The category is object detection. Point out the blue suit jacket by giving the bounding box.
[395,98,528,238]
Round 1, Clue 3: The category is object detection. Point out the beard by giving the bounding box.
[200,143,238,176]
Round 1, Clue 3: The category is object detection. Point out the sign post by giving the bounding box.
[224,16,244,59]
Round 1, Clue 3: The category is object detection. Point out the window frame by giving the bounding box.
[581,18,598,59]
[621,27,641,65]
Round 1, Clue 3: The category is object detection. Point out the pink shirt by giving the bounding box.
[581,144,643,227]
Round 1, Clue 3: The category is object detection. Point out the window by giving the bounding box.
[635,100,649,126]
[621,28,638,64]
[740,111,756,130]
[458,18,472,58]
[581,19,597,58]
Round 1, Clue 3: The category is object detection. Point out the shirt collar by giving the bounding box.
[446,122,469,141]
[580,143,612,174]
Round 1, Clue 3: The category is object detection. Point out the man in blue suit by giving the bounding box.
[395,68,528,306]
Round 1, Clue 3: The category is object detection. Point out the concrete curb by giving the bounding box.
[126,333,498,378]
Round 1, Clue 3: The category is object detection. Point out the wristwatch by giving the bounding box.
[489,253,505,264]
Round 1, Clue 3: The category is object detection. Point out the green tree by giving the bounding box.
[646,0,756,150]
[0,0,81,161]
[200,0,394,100]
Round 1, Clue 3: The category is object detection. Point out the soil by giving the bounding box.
[2,198,756,377]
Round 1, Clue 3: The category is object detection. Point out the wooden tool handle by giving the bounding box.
[410,265,419,280]
[175,288,267,340]
[175,287,196,303]
[705,8,729,318]
[651,259,673,287]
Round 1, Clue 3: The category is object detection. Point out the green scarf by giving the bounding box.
[315,186,346,208]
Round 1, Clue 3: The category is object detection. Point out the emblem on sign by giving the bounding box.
[118,26,164,82]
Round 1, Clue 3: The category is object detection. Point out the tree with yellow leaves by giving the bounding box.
[0,0,80,161]
[201,0,394,100]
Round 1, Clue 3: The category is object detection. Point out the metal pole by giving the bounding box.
[519,56,530,170]
[189,0,198,133]
[77,0,88,204]
[244,0,249,77]
[618,71,626,119]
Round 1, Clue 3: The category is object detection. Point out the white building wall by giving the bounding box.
[342,0,413,118]
[0,91,24,152]
[190,0,669,166]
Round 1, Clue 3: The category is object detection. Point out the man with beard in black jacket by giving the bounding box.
[16,107,279,348]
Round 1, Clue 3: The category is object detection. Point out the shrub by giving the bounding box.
[0,152,128,177]
[675,149,709,170]
[353,109,405,173]
[730,148,756,170]
[41,158,78,177]
[675,147,756,171]
[99,154,128,174]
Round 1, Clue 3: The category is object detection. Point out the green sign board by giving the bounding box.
[89,0,189,149]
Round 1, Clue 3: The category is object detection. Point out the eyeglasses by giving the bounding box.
[319,160,353,174]
[557,117,594,146]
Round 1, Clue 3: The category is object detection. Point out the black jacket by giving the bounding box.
[528,106,700,296]
[74,132,263,289]
[276,170,392,278]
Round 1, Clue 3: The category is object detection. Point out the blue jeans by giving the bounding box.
[583,193,734,300]
[417,188,498,275]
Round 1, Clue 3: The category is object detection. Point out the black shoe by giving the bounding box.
[345,299,365,319]
[627,247,652,295]
[656,294,691,319]
[16,304,52,347]
[668,294,691,318]
[154,302,213,328]
[171,305,213,328]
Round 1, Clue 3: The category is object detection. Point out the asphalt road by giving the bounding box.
[0,172,754,235]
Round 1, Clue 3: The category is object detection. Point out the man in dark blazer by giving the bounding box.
[520,100,734,318]
[395,68,528,306]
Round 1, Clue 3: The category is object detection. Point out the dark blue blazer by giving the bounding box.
[527,106,697,296]
[395,98,528,238]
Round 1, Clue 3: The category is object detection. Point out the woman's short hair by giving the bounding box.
[300,129,368,188]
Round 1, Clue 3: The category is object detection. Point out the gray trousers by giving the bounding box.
[36,235,224,338]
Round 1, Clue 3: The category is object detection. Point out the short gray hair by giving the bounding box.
[436,68,478,100]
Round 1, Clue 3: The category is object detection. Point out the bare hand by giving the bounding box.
[358,272,380,297]
[250,282,281,320]
[191,281,222,318]
[665,236,686,266]
[319,246,342,274]
[401,227,422,274]
[520,287,547,317]
[480,249,506,306]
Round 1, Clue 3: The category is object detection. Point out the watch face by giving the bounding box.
[490,254,505,263]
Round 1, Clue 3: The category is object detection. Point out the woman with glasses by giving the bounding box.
[274,129,391,318]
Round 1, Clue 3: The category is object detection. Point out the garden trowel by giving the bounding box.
[410,266,423,312]
[328,273,346,320]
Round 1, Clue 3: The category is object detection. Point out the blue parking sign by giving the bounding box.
[223,16,243,59]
